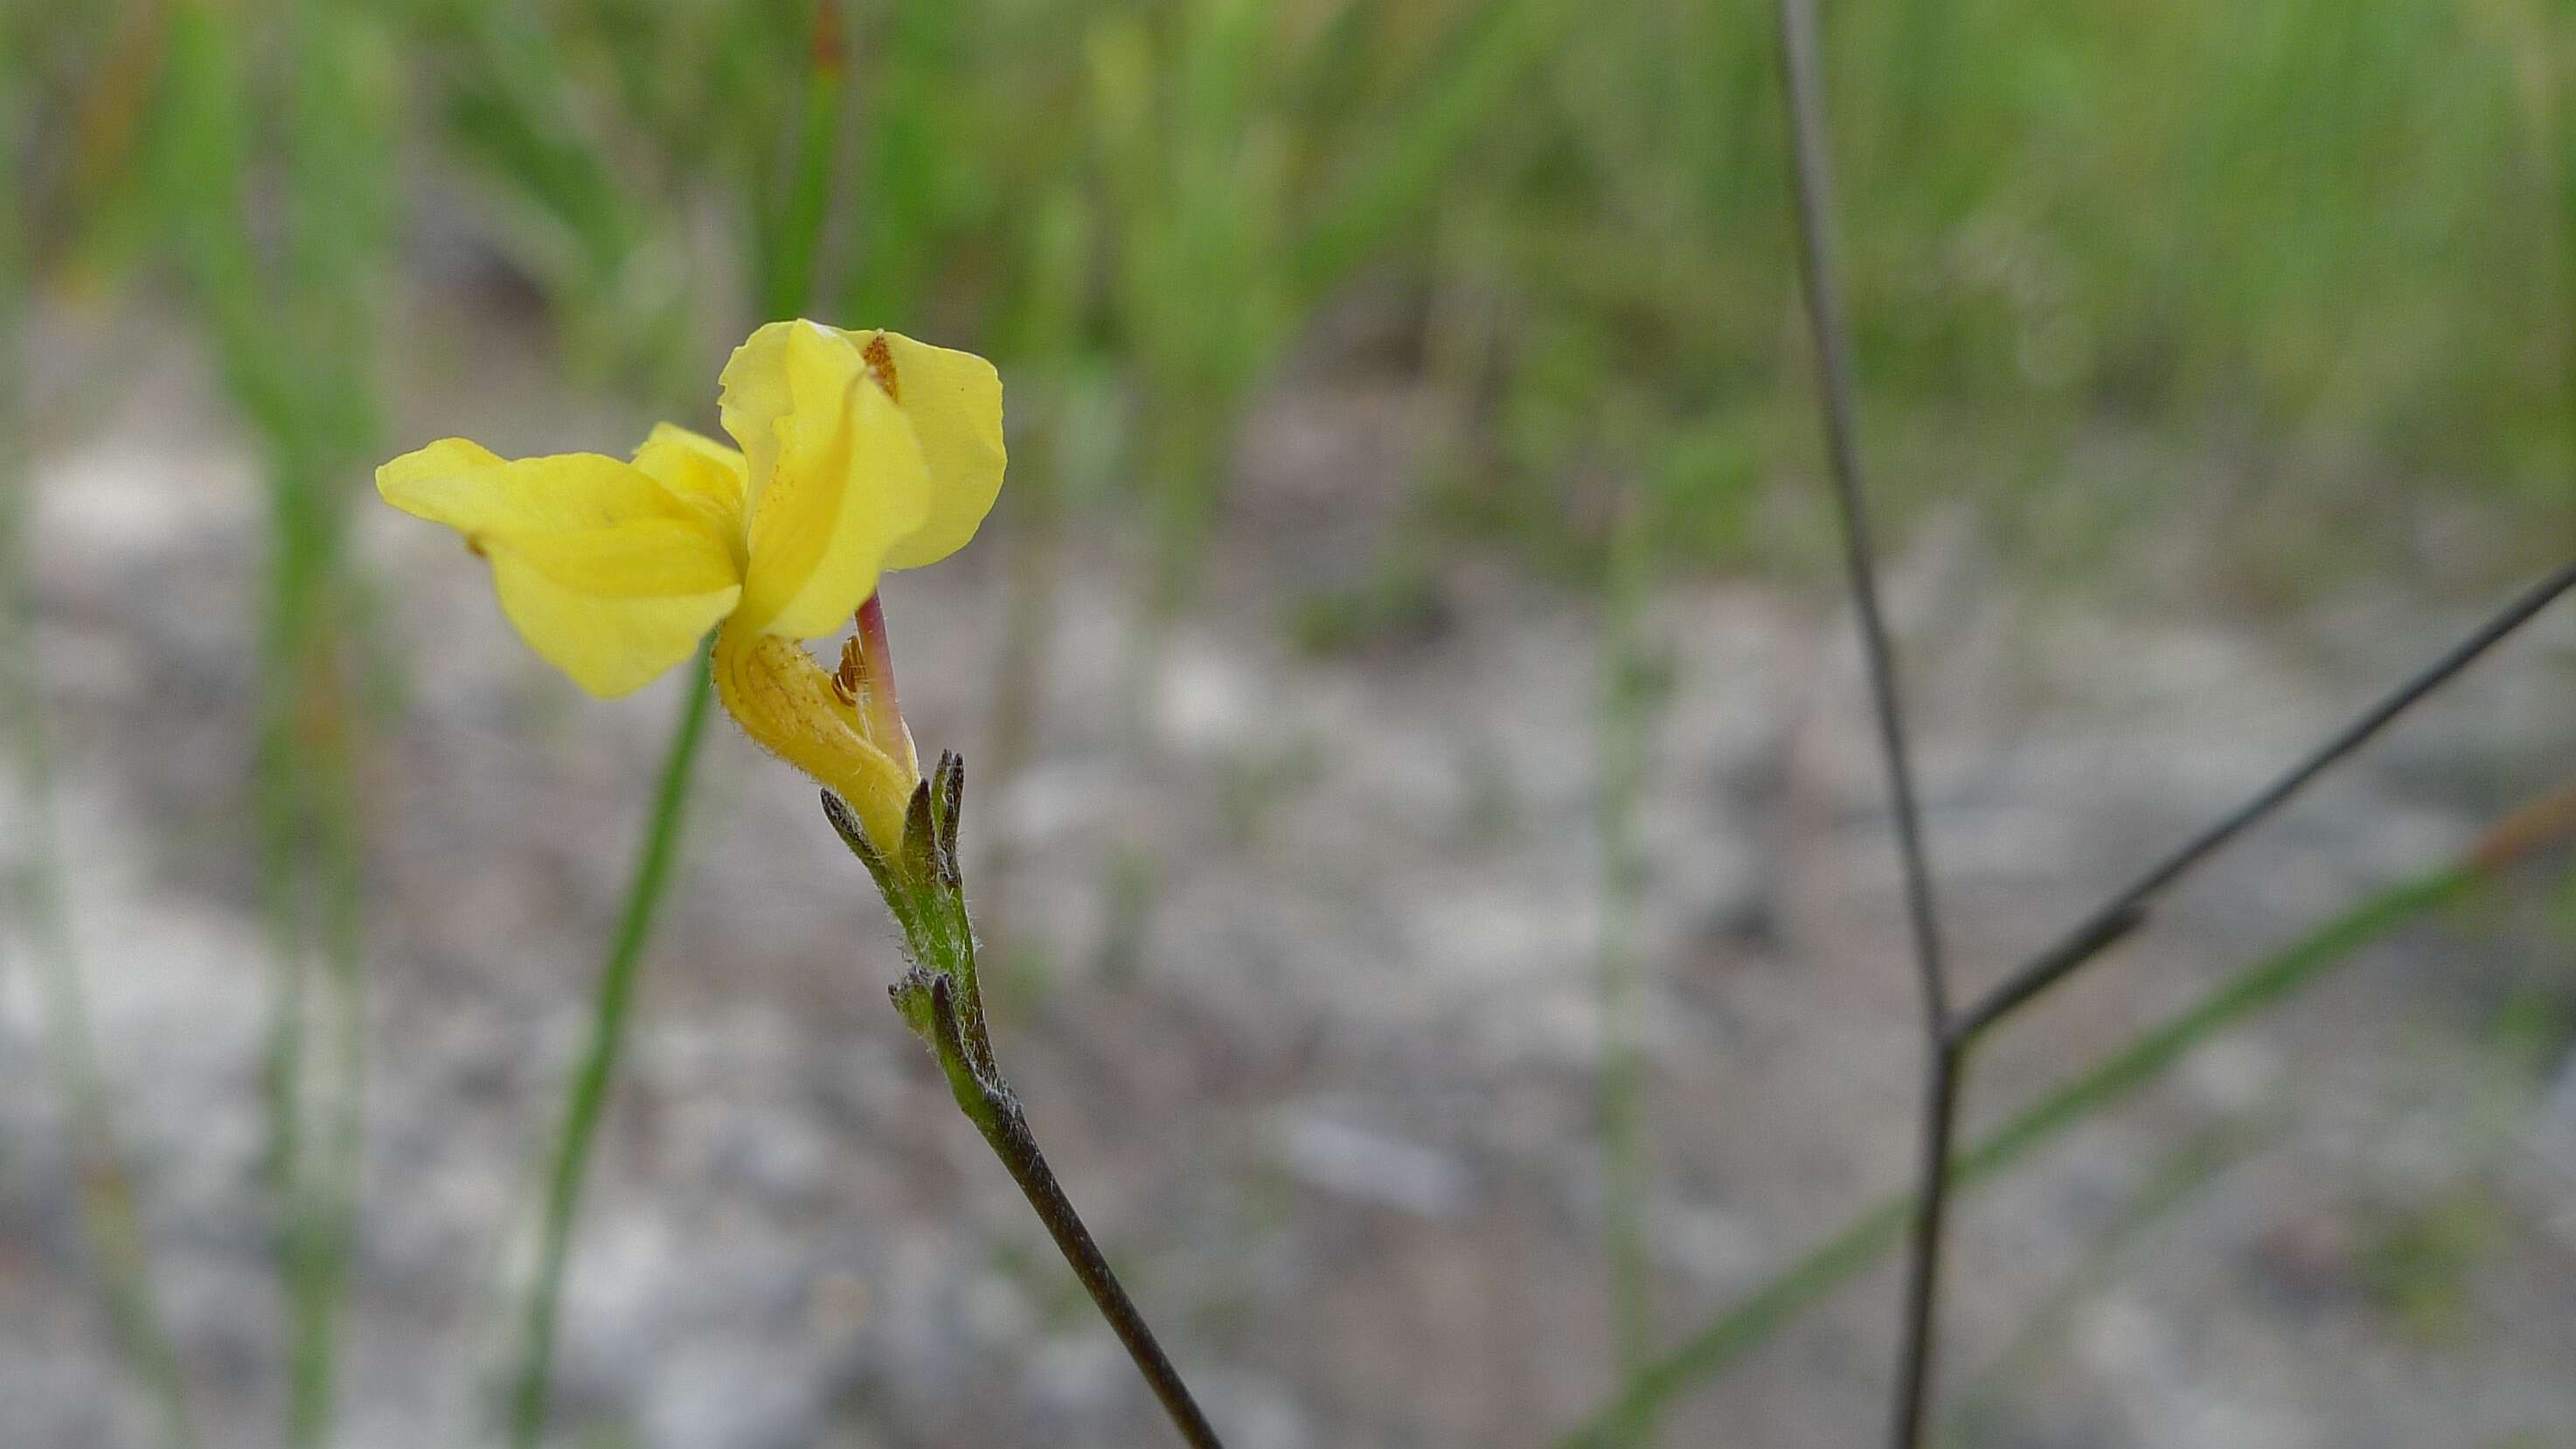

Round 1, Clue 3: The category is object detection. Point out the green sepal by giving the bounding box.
[928,752,966,891]
[899,778,939,895]
[823,788,930,955]
[826,758,991,1085]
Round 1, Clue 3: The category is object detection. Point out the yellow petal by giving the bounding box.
[733,322,934,639]
[377,437,507,512]
[712,624,919,853]
[720,322,1007,579]
[716,321,803,517]
[381,439,706,535]
[485,531,742,696]
[632,422,750,565]
[870,330,1007,570]
[377,440,743,697]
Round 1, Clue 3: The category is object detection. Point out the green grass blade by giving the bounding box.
[756,0,845,320]
[1941,1124,2258,1446]
[0,658,205,1449]
[434,0,640,287]
[1594,496,1659,1445]
[0,44,198,1443]
[837,0,962,328]
[1289,0,1566,295]
[1557,864,2484,1446]
[508,657,715,1449]
[156,6,391,1440]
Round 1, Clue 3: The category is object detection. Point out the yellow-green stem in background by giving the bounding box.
[507,659,714,1449]
[0,48,198,1438]
[1594,493,1659,1445]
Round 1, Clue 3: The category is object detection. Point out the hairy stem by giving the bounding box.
[840,759,1223,1448]
[914,975,1225,1449]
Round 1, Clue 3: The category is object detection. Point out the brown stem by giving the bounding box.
[916,976,1224,1448]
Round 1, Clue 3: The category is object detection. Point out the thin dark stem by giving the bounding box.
[1773,0,1956,1444]
[1775,0,1951,1034]
[1954,555,2576,1040]
[984,1094,1223,1449]
[1887,1041,1961,1449]
[1554,848,2531,1446]
[857,759,1223,1449]
[1782,0,1937,1029]
[915,977,1224,1449]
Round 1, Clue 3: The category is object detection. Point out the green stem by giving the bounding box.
[1596,496,1656,1444]
[281,618,371,1449]
[509,656,714,1449]
[270,473,370,1449]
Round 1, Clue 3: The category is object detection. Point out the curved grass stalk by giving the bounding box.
[275,632,371,1449]
[975,187,1092,953]
[1555,830,2555,1445]
[160,7,391,1439]
[506,662,713,1449]
[0,93,198,1433]
[1594,495,1658,1446]
[0,616,202,1449]
[1937,1124,2259,1446]
[501,10,846,1442]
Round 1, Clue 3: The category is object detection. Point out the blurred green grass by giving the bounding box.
[9,0,2576,1444]
[18,0,2571,588]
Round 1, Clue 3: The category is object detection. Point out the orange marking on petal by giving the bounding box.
[861,333,899,404]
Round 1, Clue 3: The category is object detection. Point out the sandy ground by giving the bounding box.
[4,293,2575,1449]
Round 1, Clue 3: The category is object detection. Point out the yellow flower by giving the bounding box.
[378,321,1004,854]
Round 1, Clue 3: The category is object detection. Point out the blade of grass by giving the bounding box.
[281,9,394,1438]
[0,45,198,1443]
[1288,0,1569,294]
[427,0,699,396]
[1557,854,2513,1445]
[157,5,389,1440]
[0,600,204,1449]
[1939,1123,2259,1446]
[431,0,642,292]
[976,183,1095,952]
[755,0,845,321]
[509,23,843,1433]
[835,0,959,328]
[279,614,371,1449]
[1594,493,1659,1445]
[506,653,714,1449]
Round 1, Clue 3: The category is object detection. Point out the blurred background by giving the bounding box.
[5,0,2576,1446]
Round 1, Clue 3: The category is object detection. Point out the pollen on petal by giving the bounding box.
[861,332,899,403]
